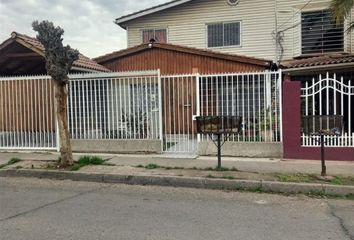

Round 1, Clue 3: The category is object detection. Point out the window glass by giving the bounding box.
[208,22,240,47]
[142,29,167,43]
[301,10,344,54]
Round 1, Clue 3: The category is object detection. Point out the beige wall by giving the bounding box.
[124,0,354,61]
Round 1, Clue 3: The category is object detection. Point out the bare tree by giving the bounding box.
[32,20,79,167]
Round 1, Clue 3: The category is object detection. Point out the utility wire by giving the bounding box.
[277,0,314,32]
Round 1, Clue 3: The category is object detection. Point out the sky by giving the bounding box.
[0,0,167,58]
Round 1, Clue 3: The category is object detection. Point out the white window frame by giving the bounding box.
[205,21,242,49]
[140,28,169,44]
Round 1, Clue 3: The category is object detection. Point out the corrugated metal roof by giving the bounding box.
[281,54,354,69]
[94,42,271,67]
[4,32,110,72]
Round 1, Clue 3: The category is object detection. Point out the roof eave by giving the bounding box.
[115,0,193,27]
[95,43,270,68]
[282,62,354,75]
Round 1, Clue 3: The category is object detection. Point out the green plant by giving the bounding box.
[223,176,235,180]
[0,158,22,169]
[144,163,160,169]
[206,174,216,178]
[275,173,315,183]
[70,156,105,171]
[8,158,21,165]
[331,176,343,185]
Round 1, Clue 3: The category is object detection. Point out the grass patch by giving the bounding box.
[222,176,236,180]
[144,163,160,169]
[71,156,105,171]
[204,166,238,172]
[0,158,22,169]
[136,164,184,170]
[275,173,316,183]
[330,176,354,186]
[275,173,354,186]
[206,174,216,178]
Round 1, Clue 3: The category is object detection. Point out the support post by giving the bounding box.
[217,133,221,169]
[320,134,326,176]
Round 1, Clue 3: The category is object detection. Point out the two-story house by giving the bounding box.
[94,0,354,160]
[95,0,354,77]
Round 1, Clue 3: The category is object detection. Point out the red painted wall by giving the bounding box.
[282,80,354,161]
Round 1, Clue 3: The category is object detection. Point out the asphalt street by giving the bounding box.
[0,177,353,240]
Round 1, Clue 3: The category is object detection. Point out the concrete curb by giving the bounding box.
[1,169,354,197]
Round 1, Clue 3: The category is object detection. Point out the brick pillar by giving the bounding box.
[282,80,301,159]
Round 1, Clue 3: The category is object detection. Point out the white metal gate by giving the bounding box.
[161,70,282,154]
[161,74,198,153]
[199,71,282,143]
[301,73,354,147]
[0,76,58,150]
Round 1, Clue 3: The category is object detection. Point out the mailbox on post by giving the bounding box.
[302,115,343,176]
[196,116,242,169]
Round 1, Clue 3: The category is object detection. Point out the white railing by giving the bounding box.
[0,76,58,150]
[67,71,161,140]
[0,70,283,153]
[199,70,282,142]
[301,73,354,147]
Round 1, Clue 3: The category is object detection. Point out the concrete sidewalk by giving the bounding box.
[1,151,354,176]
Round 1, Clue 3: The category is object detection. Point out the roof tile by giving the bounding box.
[11,32,109,72]
[281,54,354,69]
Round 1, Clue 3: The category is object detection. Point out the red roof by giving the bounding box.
[3,32,109,72]
[94,42,271,67]
[281,54,354,69]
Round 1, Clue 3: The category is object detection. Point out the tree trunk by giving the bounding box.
[55,81,73,166]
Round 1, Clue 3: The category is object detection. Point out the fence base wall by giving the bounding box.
[71,139,162,154]
[283,81,354,161]
[198,142,282,158]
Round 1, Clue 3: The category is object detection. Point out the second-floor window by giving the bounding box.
[301,9,344,55]
[142,29,167,43]
[207,22,241,48]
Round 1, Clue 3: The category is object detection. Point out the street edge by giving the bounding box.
[0,169,353,197]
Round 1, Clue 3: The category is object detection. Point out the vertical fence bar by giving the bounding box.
[196,74,200,143]
[157,70,163,150]
[349,80,352,137]
[0,81,3,147]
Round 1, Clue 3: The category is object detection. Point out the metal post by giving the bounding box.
[320,134,326,177]
[157,69,164,152]
[217,133,221,169]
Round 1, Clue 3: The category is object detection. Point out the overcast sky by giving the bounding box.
[0,0,167,58]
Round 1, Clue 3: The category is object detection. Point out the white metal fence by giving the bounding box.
[0,76,58,150]
[301,73,354,147]
[68,71,162,141]
[0,70,283,153]
[199,71,282,142]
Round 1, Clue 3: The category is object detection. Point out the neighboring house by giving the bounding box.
[110,0,354,160]
[114,0,354,66]
[94,42,271,74]
[0,32,109,76]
